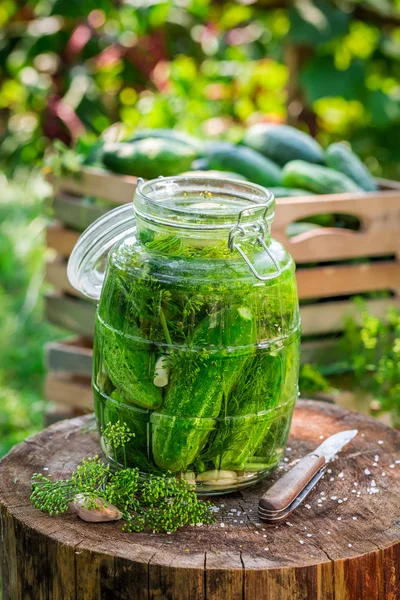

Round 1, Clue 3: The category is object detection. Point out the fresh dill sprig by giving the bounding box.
[30,423,215,533]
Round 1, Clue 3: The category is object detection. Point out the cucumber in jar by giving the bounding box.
[151,305,256,472]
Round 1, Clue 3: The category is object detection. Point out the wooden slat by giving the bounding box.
[46,338,93,376]
[44,373,93,409]
[300,339,341,365]
[275,227,400,263]
[46,259,84,298]
[53,193,110,232]
[297,261,400,299]
[49,166,138,205]
[300,297,400,335]
[45,294,96,337]
[274,190,400,263]
[46,224,80,258]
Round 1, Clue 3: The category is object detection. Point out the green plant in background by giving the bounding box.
[0,171,64,456]
[1,1,400,177]
[341,302,400,424]
[30,422,215,533]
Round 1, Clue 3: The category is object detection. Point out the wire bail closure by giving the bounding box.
[228,203,281,281]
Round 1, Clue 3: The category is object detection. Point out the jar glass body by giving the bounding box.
[85,177,300,494]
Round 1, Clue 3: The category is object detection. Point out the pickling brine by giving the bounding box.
[68,176,301,494]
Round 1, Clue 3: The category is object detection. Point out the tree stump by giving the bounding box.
[0,399,399,600]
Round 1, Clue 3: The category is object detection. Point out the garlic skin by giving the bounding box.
[73,494,123,523]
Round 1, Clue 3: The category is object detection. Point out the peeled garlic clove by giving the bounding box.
[178,471,196,485]
[73,494,122,522]
[154,356,169,387]
[196,469,238,483]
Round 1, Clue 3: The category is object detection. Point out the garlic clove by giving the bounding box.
[178,471,196,485]
[73,494,123,523]
[196,469,238,483]
[153,356,169,387]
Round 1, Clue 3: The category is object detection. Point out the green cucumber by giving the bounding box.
[282,160,362,194]
[180,170,248,181]
[269,187,315,198]
[151,306,256,472]
[243,124,324,166]
[325,143,377,192]
[96,322,162,410]
[209,352,283,470]
[102,138,196,179]
[128,128,204,155]
[206,142,282,187]
[191,157,211,170]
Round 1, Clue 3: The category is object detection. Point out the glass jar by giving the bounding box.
[68,176,300,494]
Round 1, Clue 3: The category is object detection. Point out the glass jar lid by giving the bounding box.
[67,203,136,301]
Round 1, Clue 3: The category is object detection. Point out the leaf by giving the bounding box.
[300,56,365,103]
[289,0,350,45]
[366,89,400,129]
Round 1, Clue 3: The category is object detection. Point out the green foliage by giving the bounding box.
[0,172,64,456]
[299,363,332,394]
[30,422,215,533]
[341,302,400,423]
[1,1,400,177]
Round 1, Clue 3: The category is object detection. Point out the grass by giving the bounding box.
[0,169,64,457]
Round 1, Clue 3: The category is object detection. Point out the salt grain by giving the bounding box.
[378,440,384,445]
[319,435,324,439]
[337,517,342,521]
[327,469,332,474]
[264,547,269,551]
[327,531,331,534]
[382,472,386,477]
[220,523,225,528]
[286,522,293,527]
[307,533,312,538]
[299,540,304,545]
[364,468,371,475]
[343,498,348,502]
[395,460,400,464]
[284,458,289,462]
[373,462,378,466]
[305,504,311,509]
[370,480,376,487]
[389,464,395,469]
[331,496,338,500]
[348,543,352,548]
[352,490,356,493]
[286,447,292,451]
[375,455,379,461]
[330,477,335,482]
[354,482,358,486]
[353,517,357,520]
[338,472,344,478]
[338,499,343,504]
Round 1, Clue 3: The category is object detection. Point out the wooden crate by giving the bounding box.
[44,168,400,412]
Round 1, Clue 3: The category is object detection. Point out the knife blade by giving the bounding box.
[258,429,358,517]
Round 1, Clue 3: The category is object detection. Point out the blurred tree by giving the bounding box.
[0,0,399,177]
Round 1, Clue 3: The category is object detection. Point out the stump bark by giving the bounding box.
[0,399,399,600]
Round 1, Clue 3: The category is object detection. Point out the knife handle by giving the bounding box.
[259,453,326,513]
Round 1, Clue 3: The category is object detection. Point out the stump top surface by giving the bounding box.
[1,399,399,572]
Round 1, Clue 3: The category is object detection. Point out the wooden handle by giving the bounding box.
[259,453,326,513]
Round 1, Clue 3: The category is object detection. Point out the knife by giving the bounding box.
[258,429,358,522]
